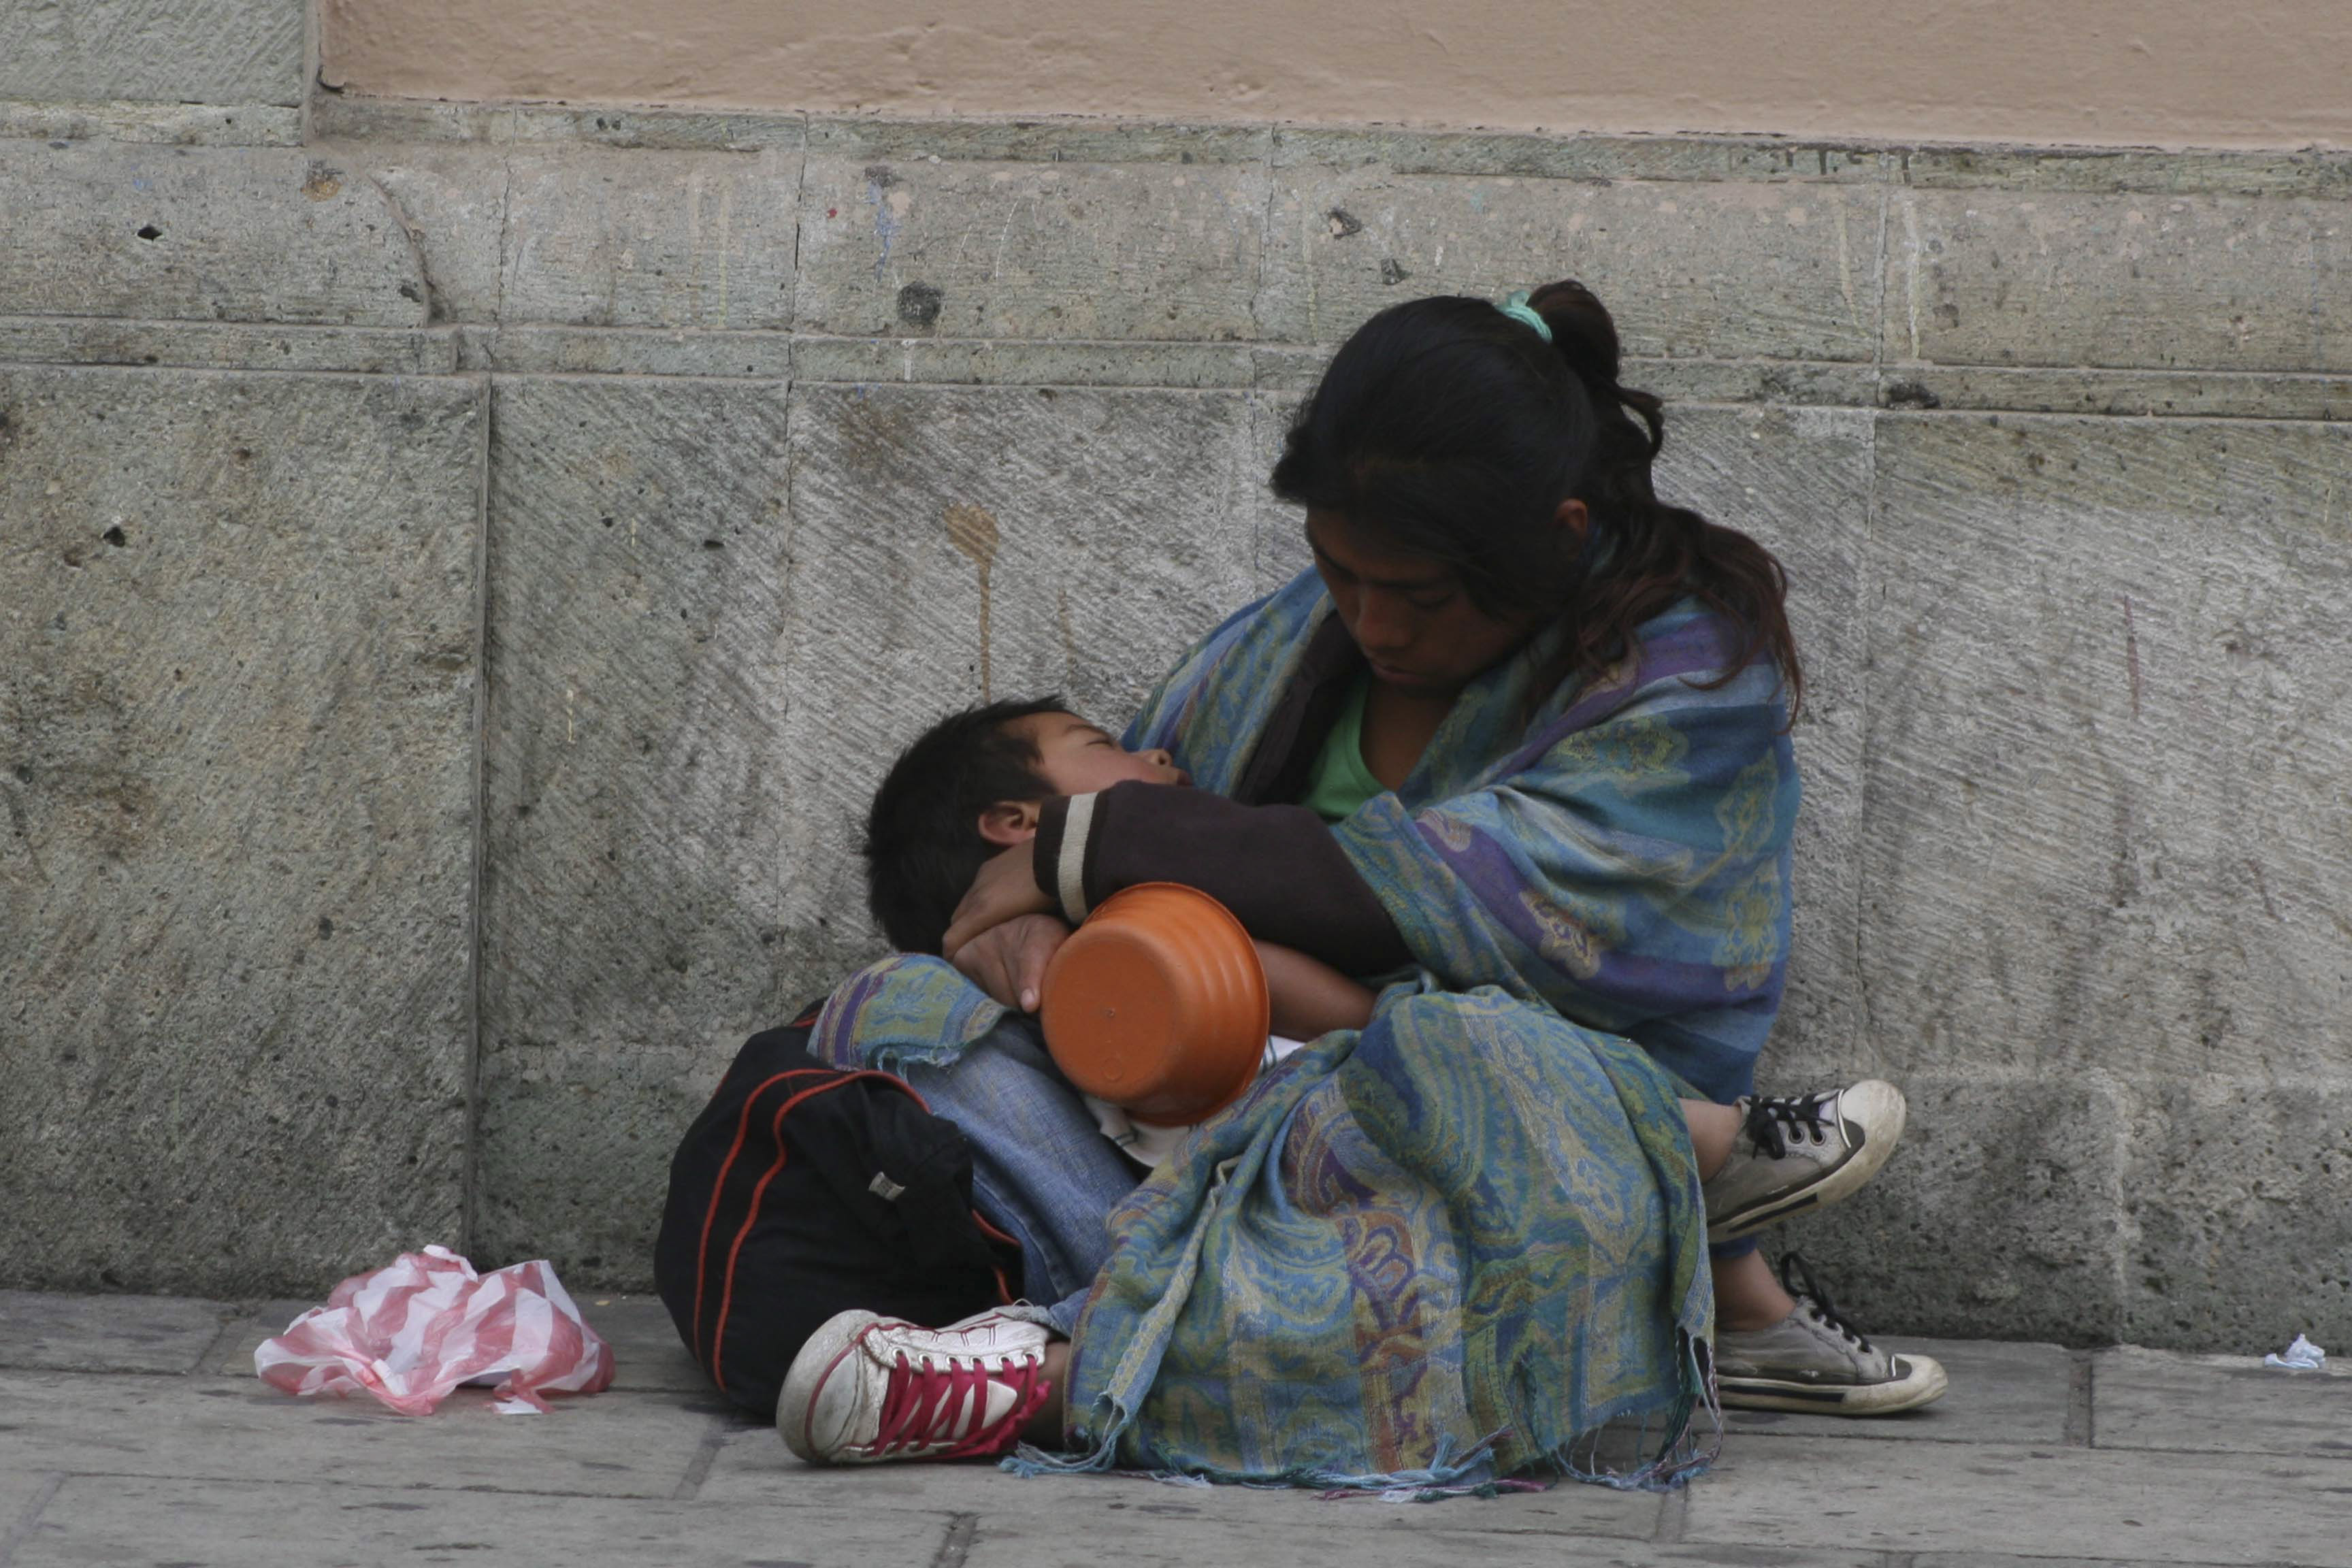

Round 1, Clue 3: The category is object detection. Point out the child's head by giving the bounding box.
[863,697,1185,953]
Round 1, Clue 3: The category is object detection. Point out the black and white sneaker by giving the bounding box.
[1703,1079,1906,1243]
[1716,1254,1948,1416]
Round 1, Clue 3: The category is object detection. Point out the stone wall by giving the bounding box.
[3,0,2348,1352]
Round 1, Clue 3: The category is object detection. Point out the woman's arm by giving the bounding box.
[1028,784,1411,974]
[1255,941,1376,1039]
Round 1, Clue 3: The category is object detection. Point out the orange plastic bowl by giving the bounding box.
[1039,883,1270,1125]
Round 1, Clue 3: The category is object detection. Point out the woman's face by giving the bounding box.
[1305,509,1551,698]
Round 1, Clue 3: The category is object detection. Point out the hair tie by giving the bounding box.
[1496,290,1553,343]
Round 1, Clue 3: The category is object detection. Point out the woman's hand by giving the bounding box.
[942,841,1056,957]
[946,913,1071,1012]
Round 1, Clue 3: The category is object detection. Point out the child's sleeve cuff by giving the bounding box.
[1032,793,1098,925]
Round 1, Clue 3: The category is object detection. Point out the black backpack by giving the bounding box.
[653,1005,1025,1417]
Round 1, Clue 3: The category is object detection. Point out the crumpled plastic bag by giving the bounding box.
[255,1245,616,1416]
[2264,1334,2328,1372]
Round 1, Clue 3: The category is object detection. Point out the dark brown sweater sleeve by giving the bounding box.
[1032,781,1411,976]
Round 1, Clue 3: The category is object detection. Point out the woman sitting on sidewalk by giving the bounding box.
[783,281,1942,1486]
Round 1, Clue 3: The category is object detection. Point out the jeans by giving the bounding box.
[896,1017,1142,1337]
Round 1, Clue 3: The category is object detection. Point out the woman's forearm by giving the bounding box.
[1254,940,1377,1039]
[1032,783,1411,975]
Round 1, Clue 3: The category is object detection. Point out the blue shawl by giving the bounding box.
[815,572,1797,1492]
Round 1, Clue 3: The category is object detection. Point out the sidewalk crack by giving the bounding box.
[2065,1348,2097,1448]
[668,1412,728,1501]
[1652,1482,1688,1543]
[929,1512,980,1568]
[0,1472,65,1568]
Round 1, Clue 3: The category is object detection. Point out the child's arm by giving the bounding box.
[1254,941,1377,1039]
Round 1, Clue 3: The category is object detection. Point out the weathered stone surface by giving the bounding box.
[1750,1074,2131,1344]
[1889,189,2352,373]
[574,1295,707,1393]
[193,1300,313,1376]
[1653,406,1874,1077]
[1897,143,2352,201]
[961,1514,1671,1568]
[1880,365,2352,422]
[501,147,804,330]
[775,382,1258,953]
[811,118,1272,167]
[313,95,810,153]
[2091,1345,2352,1459]
[0,1371,723,1496]
[351,143,514,325]
[0,0,302,108]
[1861,414,2352,1085]
[7,1476,953,1568]
[1260,174,1882,361]
[1722,1337,2074,1446]
[0,1320,2336,1568]
[0,368,480,1296]
[794,336,1258,389]
[1272,128,1891,186]
[1629,357,1880,411]
[2123,1079,2352,1350]
[794,155,1265,342]
[1243,389,1310,595]
[704,1422,1665,1540]
[0,1473,52,1550]
[457,325,793,378]
[357,142,804,329]
[0,144,427,327]
[473,376,807,1286]
[1690,1437,2349,1565]
[0,318,457,376]
[0,99,301,146]
[0,1290,233,1373]
[1909,1559,2263,1568]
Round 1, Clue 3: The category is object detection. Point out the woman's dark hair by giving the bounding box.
[1269,280,1801,717]
[864,696,1068,954]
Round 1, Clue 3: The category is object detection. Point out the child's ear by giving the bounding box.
[977,800,1043,847]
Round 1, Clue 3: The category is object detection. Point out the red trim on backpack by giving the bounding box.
[708,1070,921,1394]
[689,1068,834,1372]
[971,1211,1022,1305]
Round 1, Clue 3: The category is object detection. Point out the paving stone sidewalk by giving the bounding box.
[0,1290,2343,1567]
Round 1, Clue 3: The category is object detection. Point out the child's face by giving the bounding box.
[1014,712,1188,796]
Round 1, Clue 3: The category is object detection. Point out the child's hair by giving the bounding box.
[1271,280,1801,719]
[864,696,1070,955]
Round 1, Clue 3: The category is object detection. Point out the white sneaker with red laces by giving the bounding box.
[777,1307,1056,1465]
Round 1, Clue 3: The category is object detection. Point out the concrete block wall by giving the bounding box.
[3,0,2347,1352]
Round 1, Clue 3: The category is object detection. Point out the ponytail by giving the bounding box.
[1522,280,1803,719]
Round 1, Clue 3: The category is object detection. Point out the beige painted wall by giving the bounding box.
[321,0,2352,150]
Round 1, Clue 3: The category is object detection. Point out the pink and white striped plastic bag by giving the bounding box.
[255,1245,616,1416]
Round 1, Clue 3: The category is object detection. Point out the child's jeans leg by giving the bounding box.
[895,1017,1141,1336]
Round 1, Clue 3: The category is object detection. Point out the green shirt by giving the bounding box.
[1299,673,1386,823]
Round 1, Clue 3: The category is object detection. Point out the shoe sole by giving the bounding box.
[1718,1352,1949,1416]
[1707,1080,1907,1243]
[776,1308,887,1463]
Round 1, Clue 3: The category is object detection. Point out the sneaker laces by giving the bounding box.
[865,1339,1052,1460]
[1776,1251,1875,1354]
[1740,1090,1839,1161]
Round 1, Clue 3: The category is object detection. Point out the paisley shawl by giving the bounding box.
[813,571,1798,1491]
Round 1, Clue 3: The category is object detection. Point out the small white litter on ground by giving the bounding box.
[2262,1334,2328,1371]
